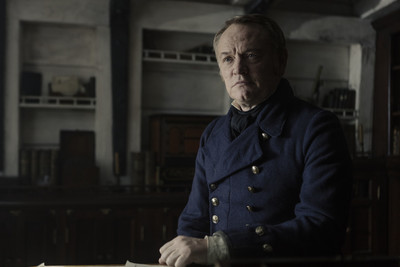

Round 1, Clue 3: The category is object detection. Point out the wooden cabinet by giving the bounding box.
[0,188,187,266]
[0,155,394,266]
[372,9,400,256]
[342,158,388,255]
[64,208,136,264]
[133,207,180,263]
[386,157,400,255]
[372,9,400,157]
[0,208,58,267]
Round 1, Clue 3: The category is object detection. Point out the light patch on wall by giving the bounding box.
[359,0,398,18]
[21,22,96,67]
[286,16,373,44]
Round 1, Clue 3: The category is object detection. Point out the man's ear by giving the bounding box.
[277,48,288,76]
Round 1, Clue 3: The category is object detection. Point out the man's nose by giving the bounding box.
[233,57,248,75]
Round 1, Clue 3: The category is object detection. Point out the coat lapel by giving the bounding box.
[210,123,264,183]
[203,79,294,184]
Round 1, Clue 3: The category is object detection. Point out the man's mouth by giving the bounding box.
[233,80,251,87]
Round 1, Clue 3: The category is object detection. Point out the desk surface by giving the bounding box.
[36,256,400,267]
[220,256,400,267]
[36,262,164,267]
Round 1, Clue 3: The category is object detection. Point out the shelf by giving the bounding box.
[143,49,217,65]
[19,96,96,109]
[392,111,400,117]
[326,108,358,121]
[0,184,191,195]
[23,61,97,71]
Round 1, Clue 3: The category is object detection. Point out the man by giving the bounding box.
[159,14,352,267]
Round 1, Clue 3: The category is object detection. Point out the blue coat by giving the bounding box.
[177,79,353,258]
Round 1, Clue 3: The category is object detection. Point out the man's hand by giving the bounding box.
[158,235,207,267]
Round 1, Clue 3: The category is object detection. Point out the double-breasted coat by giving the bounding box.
[177,79,353,258]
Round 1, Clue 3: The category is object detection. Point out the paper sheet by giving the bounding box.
[36,261,167,267]
[126,261,167,267]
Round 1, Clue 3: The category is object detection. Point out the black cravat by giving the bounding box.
[230,101,266,139]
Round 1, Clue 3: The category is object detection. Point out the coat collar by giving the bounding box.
[204,78,294,183]
[256,78,293,137]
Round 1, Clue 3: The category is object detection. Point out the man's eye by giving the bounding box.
[223,56,233,63]
[247,53,257,59]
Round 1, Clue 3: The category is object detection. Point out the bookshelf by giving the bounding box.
[141,29,226,157]
[140,29,221,188]
[372,8,400,256]
[143,49,217,65]
[372,10,400,157]
[391,32,400,155]
[17,22,101,186]
[20,96,96,109]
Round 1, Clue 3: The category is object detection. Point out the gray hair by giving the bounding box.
[213,14,286,62]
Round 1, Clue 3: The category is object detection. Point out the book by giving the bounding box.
[50,149,59,185]
[323,88,356,109]
[131,151,145,187]
[30,149,39,185]
[20,71,42,96]
[19,149,30,178]
[38,149,50,185]
[393,127,400,155]
[19,148,59,185]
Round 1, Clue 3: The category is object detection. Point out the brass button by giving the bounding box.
[261,132,270,141]
[262,243,273,253]
[212,215,219,224]
[210,183,217,190]
[211,197,219,206]
[246,205,255,212]
[251,166,260,174]
[255,226,266,236]
[247,186,256,193]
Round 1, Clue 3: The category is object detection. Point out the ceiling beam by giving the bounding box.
[229,0,253,5]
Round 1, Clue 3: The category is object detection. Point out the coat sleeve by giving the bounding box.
[226,111,353,258]
[176,122,214,238]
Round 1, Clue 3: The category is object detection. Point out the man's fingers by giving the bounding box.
[159,235,207,266]
[159,239,174,253]
[158,257,165,265]
[165,250,183,267]
[175,254,190,267]
[159,245,175,265]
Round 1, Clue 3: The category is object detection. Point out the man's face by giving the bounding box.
[216,23,285,111]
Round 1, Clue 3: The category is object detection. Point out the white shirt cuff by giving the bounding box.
[204,231,230,264]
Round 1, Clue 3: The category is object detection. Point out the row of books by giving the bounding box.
[19,148,59,186]
[393,127,400,155]
[323,88,356,109]
[130,152,194,191]
[131,151,157,187]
